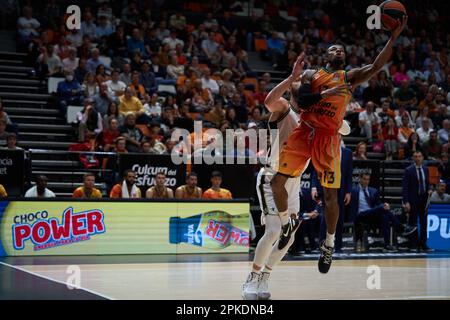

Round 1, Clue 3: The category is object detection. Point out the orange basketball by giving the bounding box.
[380,0,407,31]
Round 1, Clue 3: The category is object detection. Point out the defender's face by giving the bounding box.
[327,45,346,65]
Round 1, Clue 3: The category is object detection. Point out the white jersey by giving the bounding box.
[266,105,300,173]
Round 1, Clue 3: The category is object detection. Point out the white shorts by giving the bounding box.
[256,167,301,217]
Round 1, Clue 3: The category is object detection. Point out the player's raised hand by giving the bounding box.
[321,84,351,98]
[391,15,408,40]
[291,52,305,80]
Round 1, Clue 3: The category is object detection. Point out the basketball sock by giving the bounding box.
[262,266,272,274]
[253,215,282,269]
[325,232,335,248]
[251,265,262,274]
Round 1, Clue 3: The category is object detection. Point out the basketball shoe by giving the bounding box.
[242,272,259,300]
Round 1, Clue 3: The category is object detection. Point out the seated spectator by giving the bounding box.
[110,169,141,198]
[86,48,103,74]
[418,92,438,116]
[120,63,132,85]
[146,172,174,199]
[149,54,166,79]
[140,62,157,95]
[395,105,414,128]
[129,71,146,100]
[145,28,161,56]
[77,103,103,142]
[415,107,435,130]
[191,79,213,112]
[438,119,450,144]
[267,31,286,68]
[382,117,399,160]
[392,63,410,87]
[377,100,396,126]
[359,101,380,141]
[430,180,450,202]
[17,6,40,47]
[0,98,13,128]
[103,101,124,129]
[202,171,232,199]
[37,44,63,78]
[162,29,184,51]
[143,93,161,118]
[208,100,226,128]
[120,113,144,153]
[353,142,368,160]
[166,55,185,80]
[119,88,149,123]
[423,131,443,160]
[96,118,120,151]
[127,28,146,58]
[229,93,248,124]
[82,72,99,98]
[377,70,393,99]
[394,80,417,109]
[108,24,128,58]
[72,173,102,198]
[201,68,219,95]
[417,118,433,143]
[431,104,448,129]
[81,12,97,41]
[362,78,383,105]
[350,173,416,252]
[398,114,415,146]
[96,15,114,39]
[0,184,7,198]
[1,133,23,150]
[54,35,70,60]
[225,107,240,130]
[237,83,255,109]
[201,32,219,61]
[62,47,79,73]
[74,58,88,85]
[95,64,110,85]
[175,172,202,199]
[57,70,84,115]
[143,125,167,155]
[423,62,442,84]
[25,175,56,198]
[106,69,127,97]
[92,83,113,116]
[404,132,424,160]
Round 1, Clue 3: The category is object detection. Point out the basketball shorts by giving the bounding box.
[256,167,301,218]
[278,121,342,189]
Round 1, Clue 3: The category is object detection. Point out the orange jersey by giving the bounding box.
[72,187,102,199]
[301,68,352,130]
[202,188,233,200]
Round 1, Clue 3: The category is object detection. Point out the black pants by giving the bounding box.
[355,207,401,246]
[409,194,429,248]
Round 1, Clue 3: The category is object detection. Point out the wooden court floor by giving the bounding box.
[1,256,450,300]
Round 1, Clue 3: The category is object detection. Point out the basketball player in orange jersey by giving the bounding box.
[272,16,408,274]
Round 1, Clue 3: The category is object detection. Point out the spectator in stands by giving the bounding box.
[423,130,443,160]
[416,118,433,143]
[57,70,83,116]
[394,80,417,109]
[353,142,368,160]
[146,172,174,199]
[25,175,56,198]
[267,31,286,69]
[120,113,144,153]
[119,88,149,123]
[121,1,139,30]
[0,184,7,198]
[140,62,157,95]
[162,29,184,51]
[143,93,161,118]
[229,93,248,124]
[402,151,432,252]
[143,125,167,155]
[73,173,102,198]
[208,99,226,128]
[110,169,141,198]
[359,101,379,142]
[0,98,12,127]
[62,47,79,73]
[77,102,103,142]
[191,79,213,112]
[418,92,438,116]
[377,70,393,99]
[96,118,120,152]
[377,100,396,126]
[398,114,415,147]
[351,172,416,252]
[202,171,232,199]
[106,69,127,97]
[103,101,124,129]
[82,72,100,98]
[92,83,113,116]
[201,32,219,61]
[423,62,442,84]
[17,6,40,47]
[149,54,166,79]
[74,58,88,85]
[201,68,219,95]
[415,107,434,130]
[37,44,63,77]
[404,132,423,160]
[96,15,114,39]
[362,78,383,106]
[0,120,11,145]
[438,119,450,144]
[393,63,410,87]
[87,48,103,74]
[120,63,132,85]
[430,179,450,202]
[81,12,97,41]
[166,55,185,81]
[1,133,22,150]
[127,71,145,100]
[108,24,128,58]
[95,64,110,85]
[128,28,147,59]
[382,117,399,160]
[175,172,202,199]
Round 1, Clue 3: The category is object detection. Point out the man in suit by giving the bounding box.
[312,146,353,253]
[350,172,416,252]
[402,150,433,252]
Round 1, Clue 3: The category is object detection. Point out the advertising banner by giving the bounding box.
[0,200,250,256]
[352,160,380,189]
[118,154,186,192]
[0,150,24,196]
[427,203,450,251]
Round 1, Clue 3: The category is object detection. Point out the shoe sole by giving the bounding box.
[258,293,271,300]
[242,292,258,300]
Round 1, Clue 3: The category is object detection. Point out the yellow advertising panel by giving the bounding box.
[0,201,250,256]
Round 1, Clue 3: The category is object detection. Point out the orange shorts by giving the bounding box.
[278,122,342,189]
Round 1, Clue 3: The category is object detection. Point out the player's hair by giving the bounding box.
[156,172,166,178]
[211,171,222,179]
[83,173,96,181]
[359,172,371,178]
[187,172,198,179]
[123,169,135,177]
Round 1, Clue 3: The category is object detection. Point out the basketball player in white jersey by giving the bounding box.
[242,54,350,300]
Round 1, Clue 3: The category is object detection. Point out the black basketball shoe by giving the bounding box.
[278,217,300,250]
[318,241,334,274]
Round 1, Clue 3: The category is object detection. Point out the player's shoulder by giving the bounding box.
[302,69,319,82]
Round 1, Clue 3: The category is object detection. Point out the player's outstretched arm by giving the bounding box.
[264,53,305,112]
[347,16,407,87]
